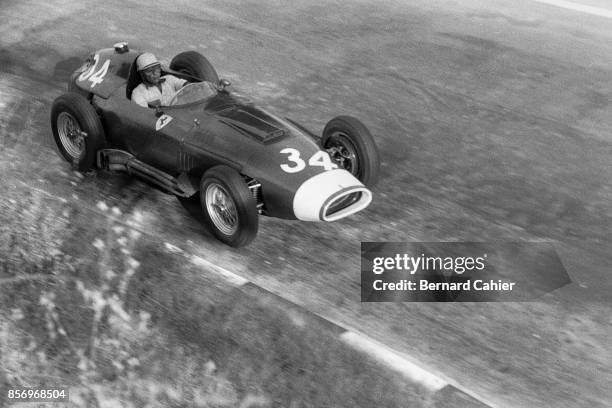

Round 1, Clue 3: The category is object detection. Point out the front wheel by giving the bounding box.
[50,92,105,171]
[200,165,258,247]
[321,116,380,187]
[170,51,219,83]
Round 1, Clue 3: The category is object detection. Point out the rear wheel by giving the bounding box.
[50,92,105,171]
[200,165,258,247]
[321,116,380,187]
[170,51,219,83]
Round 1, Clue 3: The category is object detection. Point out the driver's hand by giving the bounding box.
[147,100,161,108]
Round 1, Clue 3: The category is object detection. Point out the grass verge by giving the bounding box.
[0,184,429,407]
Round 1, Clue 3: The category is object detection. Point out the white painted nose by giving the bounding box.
[292,169,372,221]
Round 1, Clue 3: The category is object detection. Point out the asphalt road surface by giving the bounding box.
[1,0,611,407]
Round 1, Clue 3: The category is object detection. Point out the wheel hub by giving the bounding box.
[326,133,359,176]
[57,112,87,160]
[206,184,238,235]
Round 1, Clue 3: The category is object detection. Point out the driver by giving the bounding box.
[131,53,187,108]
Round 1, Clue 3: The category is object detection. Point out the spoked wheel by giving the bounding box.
[325,132,361,177]
[200,165,258,247]
[321,116,380,187]
[57,112,87,160]
[51,92,105,171]
[205,183,239,236]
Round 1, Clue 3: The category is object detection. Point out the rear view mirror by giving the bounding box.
[218,79,231,92]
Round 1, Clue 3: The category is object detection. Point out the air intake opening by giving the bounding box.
[325,192,362,217]
[321,187,372,221]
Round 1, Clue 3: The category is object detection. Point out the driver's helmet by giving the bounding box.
[137,53,160,71]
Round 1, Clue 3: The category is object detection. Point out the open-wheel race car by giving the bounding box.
[51,42,380,247]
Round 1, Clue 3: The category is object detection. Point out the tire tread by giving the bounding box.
[200,165,258,247]
[50,92,105,171]
[322,115,380,187]
[170,51,219,83]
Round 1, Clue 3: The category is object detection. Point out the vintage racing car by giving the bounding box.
[51,42,380,247]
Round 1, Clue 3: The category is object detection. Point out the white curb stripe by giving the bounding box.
[340,331,448,392]
[18,181,68,203]
[164,242,184,254]
[190,255,249,286]
[532,0,612,18]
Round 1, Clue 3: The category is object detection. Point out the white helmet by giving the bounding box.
[137,52,160,71]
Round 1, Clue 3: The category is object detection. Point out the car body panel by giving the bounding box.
[72,48,137,99]
[68,44,372,221]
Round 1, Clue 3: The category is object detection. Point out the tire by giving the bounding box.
[50,92,105,171]
[170,51,219,83]
[321,116,380,187]
[200,165,258,247]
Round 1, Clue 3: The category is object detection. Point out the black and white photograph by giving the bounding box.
[1,0,610,407]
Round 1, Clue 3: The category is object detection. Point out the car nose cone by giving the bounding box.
[292,169,372,222]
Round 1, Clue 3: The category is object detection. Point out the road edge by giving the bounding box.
[189,249,497,408]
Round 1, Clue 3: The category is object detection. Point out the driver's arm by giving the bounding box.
[165,75,187,91]
[132,91,150,108]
